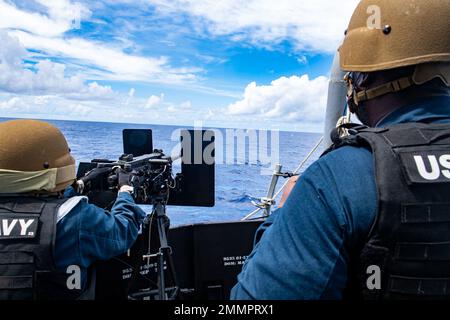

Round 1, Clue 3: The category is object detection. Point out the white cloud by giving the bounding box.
[65,81,115,100]
[227,75,329,123]
[0,76,328,131]
[0,0,89,37]
[67,103,92,116]
[144,96,192,113]
[147,0,359,52]
[10,30,199,84]
[0,91,207,127]
[124,88,135,106]
[167,100,191,112]
[0,31,114,99]
[0,95,92,117]
[205,108,215,120]
[145,93,164,108]
[0,96,29,112]
[179,101,191,109]
[0,0,340,132]
[0,0,201,87]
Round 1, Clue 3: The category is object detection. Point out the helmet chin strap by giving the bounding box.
[353,76,414,105]
[344,71,416,126]
[345,63,450,110]
[345,72,414,111]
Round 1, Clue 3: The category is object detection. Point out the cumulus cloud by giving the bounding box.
[65,81,115,100]
[0,0,339,131]
[167,100,191,112]
[124,88,135,106]
[0,31,114,99]
[66,103,92,116]
[143,94,192,113]
[0,96,30,112]
[227,75,329,123]
[147,0,359,52]
[145,93,165,108]
[0,95,93,117]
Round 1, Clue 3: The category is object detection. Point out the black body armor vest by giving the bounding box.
[330,122,450,300]
[0,196,86,300]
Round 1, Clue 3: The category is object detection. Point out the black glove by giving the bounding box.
[117,168,132,188]
[80,167,112,184]
[77,166,112,193]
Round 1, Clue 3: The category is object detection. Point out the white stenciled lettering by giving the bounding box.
[2,219,18,236]
[414,155,440,180]
[0,218,36,237]
[439,154,450,179]
[19,219,35,236]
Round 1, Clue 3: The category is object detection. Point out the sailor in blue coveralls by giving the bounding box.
[0,119,146,299]
[231,0,450,300]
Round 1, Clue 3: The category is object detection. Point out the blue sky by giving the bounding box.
[0,0,359,132]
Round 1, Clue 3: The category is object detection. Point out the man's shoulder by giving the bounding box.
[312,144,377,238]
[57,196,89,223]
[320,144,373,167]
[298,144,377,227]
[305,144,374,184]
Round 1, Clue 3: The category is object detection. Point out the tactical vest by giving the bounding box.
[0,196,89,300]
[330,122,450,300]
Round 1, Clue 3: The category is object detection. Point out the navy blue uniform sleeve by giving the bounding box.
[231,146,377,300]
[56,192,147,269]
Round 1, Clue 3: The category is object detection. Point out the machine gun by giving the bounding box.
[77,129,215,209]
[76,129,216,300]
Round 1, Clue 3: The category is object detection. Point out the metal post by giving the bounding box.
[155,203,167,300]
[242,137,324,221]
[263,164,282,217]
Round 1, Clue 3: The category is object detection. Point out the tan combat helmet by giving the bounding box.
[339,0,450,105]
[0,119,76,194]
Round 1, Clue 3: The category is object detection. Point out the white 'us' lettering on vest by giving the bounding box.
[0,219,35,236]
[414,154,450,180]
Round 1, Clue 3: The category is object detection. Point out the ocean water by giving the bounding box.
[0,118,323,226]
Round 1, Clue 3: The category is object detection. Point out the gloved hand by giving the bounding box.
[76,166,113,193]
[117,168,132,188]
[80,167,112,184]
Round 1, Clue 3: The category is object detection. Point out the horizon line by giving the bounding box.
[0,115,324,135]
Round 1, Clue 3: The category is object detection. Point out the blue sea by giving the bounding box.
[0,118,322,226]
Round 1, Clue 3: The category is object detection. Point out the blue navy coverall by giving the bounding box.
[55,188,146,289]
[231,96,450,300]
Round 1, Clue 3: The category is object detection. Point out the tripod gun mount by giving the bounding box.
[129,200,180,300]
